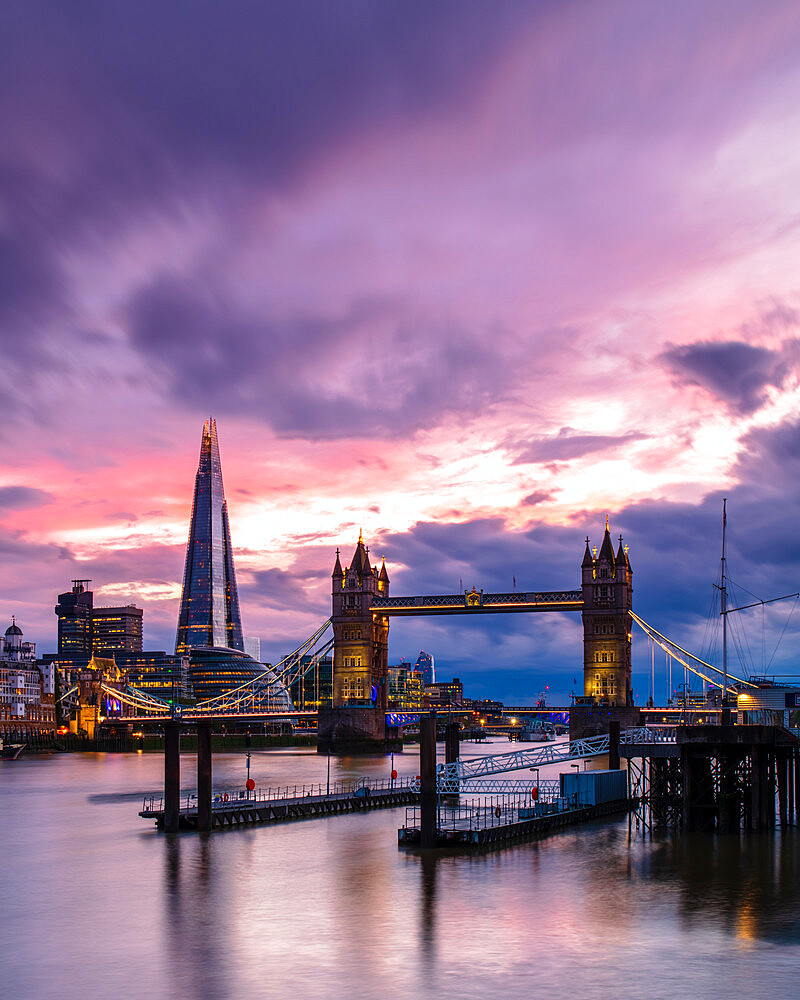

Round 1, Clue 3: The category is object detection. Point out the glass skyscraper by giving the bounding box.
[175,418,244,654]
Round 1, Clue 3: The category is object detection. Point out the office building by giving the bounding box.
[92,605,143,653]
[175,418,244,654]
[55,580,94,655]
[187,646,291,705]
[387,662,423,711]
[244,635,262,662]
[289,654,333,708]
[113,651,191,702]
[415,650,435,685]
[55,580,144,655]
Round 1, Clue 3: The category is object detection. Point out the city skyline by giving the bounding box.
[3,1,800,702]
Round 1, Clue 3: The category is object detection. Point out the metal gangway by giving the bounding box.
[437,728,675,793]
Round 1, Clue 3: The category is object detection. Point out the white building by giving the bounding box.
[0,619,56,736]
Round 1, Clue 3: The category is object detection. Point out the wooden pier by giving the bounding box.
[623,724,800,831]
[398,798,634,847]
[140,780,417,831]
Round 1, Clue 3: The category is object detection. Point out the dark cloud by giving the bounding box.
[511,428,647,464]
[660,340,790,414]
[124,275,517,437]
[523,491,554,505]
[242,567,322,612]
[0,486,54,510]
[3,1,534,184]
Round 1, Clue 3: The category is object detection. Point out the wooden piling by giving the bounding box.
[419,712,437,848]
[608,719,620,770]
[197,723,212,832]
[164,721,180,834]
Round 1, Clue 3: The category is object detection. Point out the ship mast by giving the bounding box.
[720,498,729,723]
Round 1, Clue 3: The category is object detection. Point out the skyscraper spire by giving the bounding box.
[175,418,244,654]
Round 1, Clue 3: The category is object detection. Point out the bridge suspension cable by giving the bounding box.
[100,682,173,716]
[188,618,333,714]
[629,611,757,690]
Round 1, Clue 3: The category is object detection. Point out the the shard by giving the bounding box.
[175,418,244,654]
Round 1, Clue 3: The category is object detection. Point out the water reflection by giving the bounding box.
[419,852,438,964]
[640,830,800,944]
[163,834,228,999]
[3,750,800,1000]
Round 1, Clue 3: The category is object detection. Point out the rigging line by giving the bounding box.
[728,615,751,680]
[629,611,756,686]
[700,581,720,662]
[728,581,755,677]
[724,576,763,603]
[767,594,799,670]
[724,592,800,614]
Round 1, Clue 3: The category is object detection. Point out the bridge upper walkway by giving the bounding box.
[372,590,582,616]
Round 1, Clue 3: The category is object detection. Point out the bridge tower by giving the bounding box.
[331,532,390,709]
[319,533,395,752]
[581,519,633,706]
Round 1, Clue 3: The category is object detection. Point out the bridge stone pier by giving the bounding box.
[320,521,636,752]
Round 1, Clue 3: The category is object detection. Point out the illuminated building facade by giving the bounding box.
[330,533,390,708]
[288,654,332,708]
[581,520,633,706]
[113,651,190,701]
[55,580,94,655]
[92,605,143,653]
[415,650,435,685]
[387,663,423,710]
[424,677,464,708]
[175,418,244,655]
[55,580,143,656]
[0,620,55,736]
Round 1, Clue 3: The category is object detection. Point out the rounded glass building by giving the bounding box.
[187,646,293,708]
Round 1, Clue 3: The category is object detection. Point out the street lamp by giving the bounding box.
[570,763,580,806]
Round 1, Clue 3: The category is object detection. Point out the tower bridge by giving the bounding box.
[320,519,633,751]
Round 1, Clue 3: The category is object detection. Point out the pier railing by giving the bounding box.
[402,793,569,835]
[141,774,419,813]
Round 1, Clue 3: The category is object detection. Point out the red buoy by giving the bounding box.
[246,778,255,791]
[532,786,539,800]
[391,769,398,780]
[494,805,502,818]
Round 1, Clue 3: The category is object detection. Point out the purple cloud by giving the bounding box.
[0,486,54,510]
[512,429,647,464]
[660,340,790,414]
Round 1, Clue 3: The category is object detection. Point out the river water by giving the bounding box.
[2,738,799,1000]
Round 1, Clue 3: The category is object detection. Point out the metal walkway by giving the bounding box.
[438,728,675,791]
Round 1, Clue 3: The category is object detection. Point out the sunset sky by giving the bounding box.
[3,1,800,703]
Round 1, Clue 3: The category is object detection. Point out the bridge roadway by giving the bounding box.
[371,590,583,616]
[113,709,317,725]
